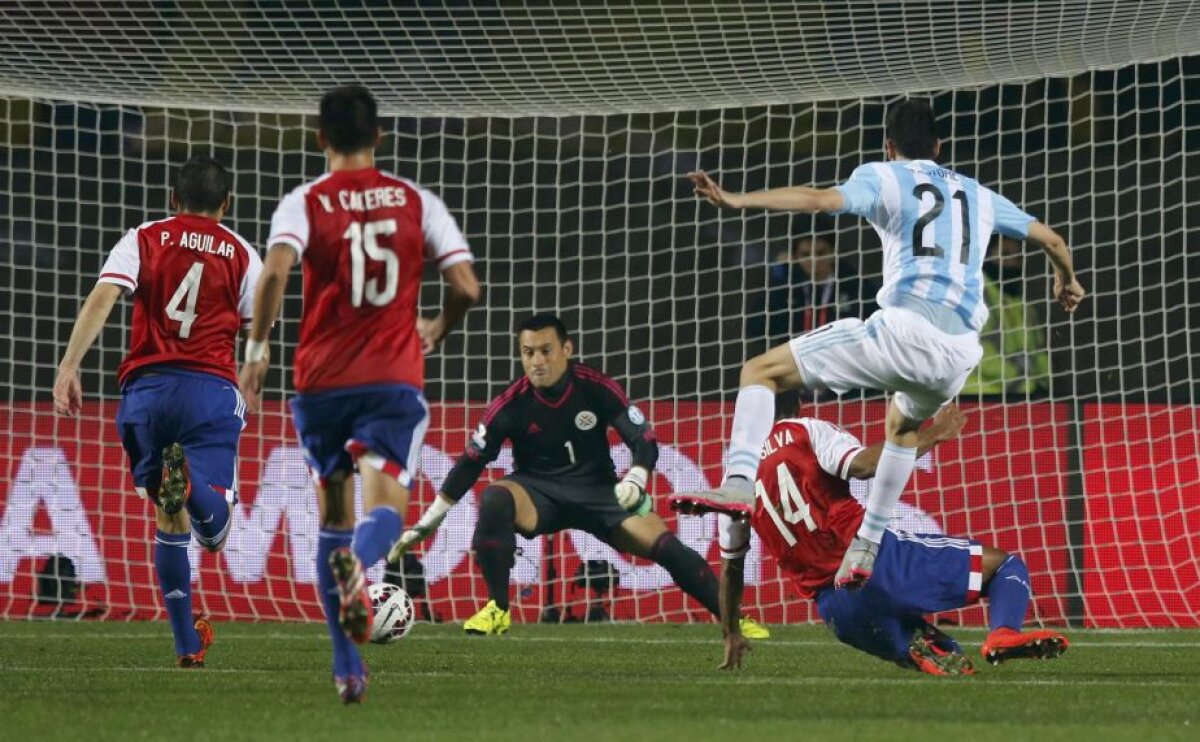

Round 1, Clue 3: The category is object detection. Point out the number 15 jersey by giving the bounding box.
[268,168,473,393]
[834,159,1035,333]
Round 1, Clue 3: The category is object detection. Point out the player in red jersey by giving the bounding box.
[54,156,261,667]
[239,85,480,704]
[671,395,1068,675]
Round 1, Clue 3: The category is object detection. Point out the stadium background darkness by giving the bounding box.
[2,57,1196,405]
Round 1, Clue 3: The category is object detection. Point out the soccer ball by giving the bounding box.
[367,582,415,644]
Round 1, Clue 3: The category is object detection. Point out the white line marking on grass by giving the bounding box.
[1,633,1199,649]
[0,665,1194,689]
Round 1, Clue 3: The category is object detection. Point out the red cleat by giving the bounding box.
[980,627,1069,665]
[178,617,214,668]
[328,547,372,645]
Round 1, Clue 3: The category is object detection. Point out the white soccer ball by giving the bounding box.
[368,582,415,644]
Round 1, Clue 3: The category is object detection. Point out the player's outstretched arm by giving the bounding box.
[686,170,844,213]
[1026,221,1085,314]
[53,283,123,417]
[419,261,480,354]
[718,554,752,670]
[846,405,967,479]
[238,244,294,412]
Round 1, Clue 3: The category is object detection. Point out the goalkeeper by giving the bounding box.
[396,314,767,637]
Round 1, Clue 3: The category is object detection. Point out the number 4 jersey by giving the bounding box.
[750,417,869,599]
[98,213,262,386]
[267,168,473,393]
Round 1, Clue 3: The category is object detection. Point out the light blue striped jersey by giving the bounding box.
[834,159,1034,333]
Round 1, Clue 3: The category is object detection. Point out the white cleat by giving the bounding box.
[668,483,755,517]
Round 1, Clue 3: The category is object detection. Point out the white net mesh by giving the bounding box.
[1,3,1198,628]
[2,1,1199,116]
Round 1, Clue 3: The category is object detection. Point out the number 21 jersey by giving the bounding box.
[834,159,1035,332]
[267,168,473,393]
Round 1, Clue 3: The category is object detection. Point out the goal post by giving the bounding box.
[1,2,1198,628]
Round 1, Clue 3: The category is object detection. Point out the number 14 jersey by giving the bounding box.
[268,168,473,393]
[751,417,869,600]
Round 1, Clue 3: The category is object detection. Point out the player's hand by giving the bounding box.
[1053,273,1086,314]
[686,170,741,209]
[928,404,967,442]
[52,366,83,417]
[615,467,652,515]
[238,360,268,414]
[718,632,752,670]
[417,316,446,354]
[387,524,437,563]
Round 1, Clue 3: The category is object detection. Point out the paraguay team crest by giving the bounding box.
[574,410,597,430]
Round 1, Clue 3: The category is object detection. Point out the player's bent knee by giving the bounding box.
[155,506,190,534]
[981,546,1013,583]
[739,352,785,389]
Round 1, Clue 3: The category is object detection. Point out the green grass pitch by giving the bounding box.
[1,621,1197,741]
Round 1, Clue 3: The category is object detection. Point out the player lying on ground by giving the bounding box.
[672,396,1068,675]
[239,85,480,703]
[53,156,262,668]
[394,314,767,638]
[681,99,1085,590]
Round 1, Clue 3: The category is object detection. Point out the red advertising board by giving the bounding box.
[1082,403,1200,627]
[1,400,1196,627]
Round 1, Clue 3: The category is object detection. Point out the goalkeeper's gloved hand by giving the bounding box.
[388,524,437,562]
[614,466,652,516]
[387,494,454,562]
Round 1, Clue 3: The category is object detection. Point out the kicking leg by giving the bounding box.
[352,462,407,568]
[674,342,807,512]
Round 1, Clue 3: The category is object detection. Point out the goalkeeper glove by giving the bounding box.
[614,466,652,516]
[387,494,453,562]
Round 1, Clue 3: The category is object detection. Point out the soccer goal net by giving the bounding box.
[2,2,1198,629]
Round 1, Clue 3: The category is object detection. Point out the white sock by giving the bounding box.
[723,384,775,488]
[857,442,917,543]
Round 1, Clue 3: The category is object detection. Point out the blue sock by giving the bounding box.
[318,528,361,677]
[352,506,403,568]
[984,555,1032,631]
[155,530,200,656]
[186,483,231,549]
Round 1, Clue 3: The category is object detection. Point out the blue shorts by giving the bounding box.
[289,384,429,487]
[116,368,245,503]
[815,530,982,663]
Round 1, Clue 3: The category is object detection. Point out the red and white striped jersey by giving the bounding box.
[98,213,261,386]
[267,168,472,393]
[748,418,868,599]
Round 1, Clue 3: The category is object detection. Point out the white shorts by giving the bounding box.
[788,306,983,421]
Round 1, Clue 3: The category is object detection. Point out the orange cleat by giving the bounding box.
[328,547,373,645]
[908,631,976,677]
[178,617,214,668]
[980,627,1069,665]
